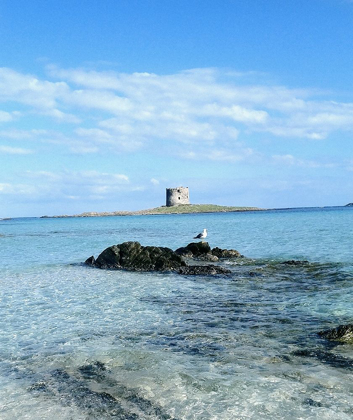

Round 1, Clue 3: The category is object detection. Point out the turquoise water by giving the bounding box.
[1,207,353,419]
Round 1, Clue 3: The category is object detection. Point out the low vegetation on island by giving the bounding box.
[135,204,261,215]
[45,204,262,218]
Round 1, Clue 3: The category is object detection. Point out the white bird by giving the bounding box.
[194,228,207,239]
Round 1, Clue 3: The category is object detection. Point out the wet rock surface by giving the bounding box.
[178,264,231,276]
[175,242,243,261]
[86,241,186,272]
[86,241,238,276]
[211,246,243,259]
[280,260,310,266]
[318,324,353,343]
[175,241,212,258]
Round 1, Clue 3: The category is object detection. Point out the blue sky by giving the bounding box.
[0,0,353,217]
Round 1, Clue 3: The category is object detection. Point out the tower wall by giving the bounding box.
[166,187,190,206]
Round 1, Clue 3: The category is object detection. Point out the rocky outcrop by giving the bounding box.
[211,247,243,259]
[175,242,243,261]
[85,241,236,276]
[86,241,185,272]
[318,324,353,343]
[175,242,211,257]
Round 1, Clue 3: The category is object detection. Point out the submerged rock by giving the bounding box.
[280,260,310,266]
[318,324,353,343]
[293,348,353,370]
[179,265,231,276]
[30,363,178,419]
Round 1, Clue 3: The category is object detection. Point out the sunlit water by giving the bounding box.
[1,207,353,419]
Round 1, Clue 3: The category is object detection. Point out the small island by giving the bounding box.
[43,204,262,218]
[41,186,262,218]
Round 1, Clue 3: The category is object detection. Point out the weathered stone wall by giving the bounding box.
[166,186,190,206]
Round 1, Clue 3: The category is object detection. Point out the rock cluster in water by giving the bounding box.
[318,324,353,343]
[85,241,242,275]
[175,242,243,261]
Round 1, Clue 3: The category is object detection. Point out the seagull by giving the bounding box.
[194,228,207,239]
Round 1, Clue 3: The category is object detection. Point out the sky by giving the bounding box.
[0,0,353,217]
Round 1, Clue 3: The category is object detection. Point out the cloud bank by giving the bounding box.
[0,64,352,215]
[0,65,352,162]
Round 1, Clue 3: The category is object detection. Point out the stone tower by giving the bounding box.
[166,186,190,207]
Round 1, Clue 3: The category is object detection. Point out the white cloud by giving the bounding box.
[0,170,131,208]
[0,110,15,122]
[199,104,268,124]
[0,67,76,123]
[2,65,353,163]
[272,154,337,168]
[50,66,353,147]
[0,129,48,139]
[68,89,132,114]
[46,65,123,90]
[0,145,33,155]
[0,182,36,195]
[75,126,142,152]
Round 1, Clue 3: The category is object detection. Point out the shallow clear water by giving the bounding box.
[1,207,353,419]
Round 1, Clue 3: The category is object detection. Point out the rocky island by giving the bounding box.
[42,204,262,218]
[85,241,243,276]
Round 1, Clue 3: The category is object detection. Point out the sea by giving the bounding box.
[1,206,353,419]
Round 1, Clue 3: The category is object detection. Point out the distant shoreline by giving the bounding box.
[40,204,263,219]
[0,204,351,220]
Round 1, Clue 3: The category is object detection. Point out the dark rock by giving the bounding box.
[179,265,231,276]
[175,243,242,260]
[78,361,107,379]
[31,364,178,419]
[45,368,139,418]
[173,246,193,258]
[175,242,211,257]
[281,260,309,266]
[211,247,243,259]
[93,241,186,272]
[28,382,48,392]
[196,253,219,262]
[303,398,324,408]
[86,241,240,276]
[95,245,121,269]
[293,349,353,370]
[248,271,262,277]
[318,324,353,343]
[85,256,96,266]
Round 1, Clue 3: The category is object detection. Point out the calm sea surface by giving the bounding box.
[1,207,353,419]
